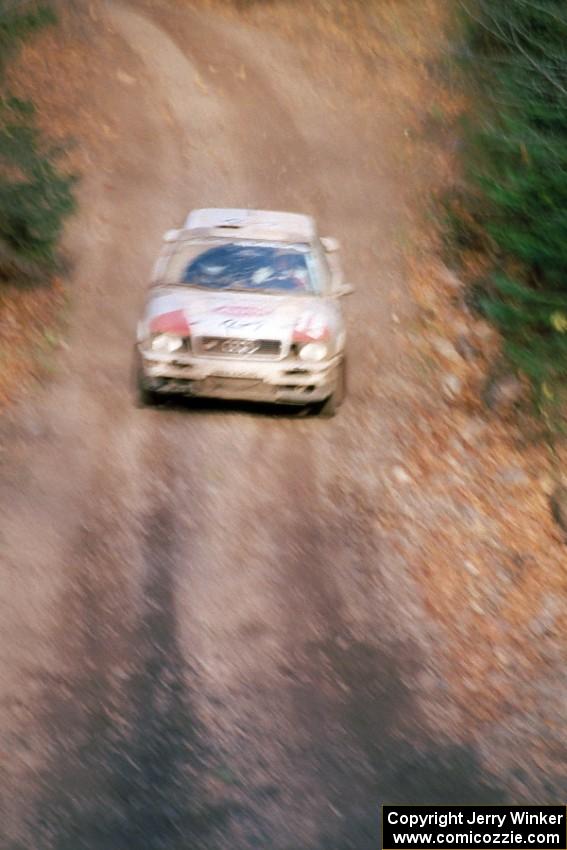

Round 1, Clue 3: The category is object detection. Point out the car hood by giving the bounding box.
[142,287,338,343]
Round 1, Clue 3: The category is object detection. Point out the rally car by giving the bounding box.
[134,208,353,416]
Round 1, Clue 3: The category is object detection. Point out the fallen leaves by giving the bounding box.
[0,278,66,408]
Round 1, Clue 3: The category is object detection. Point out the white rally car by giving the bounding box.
[134,208,353,416]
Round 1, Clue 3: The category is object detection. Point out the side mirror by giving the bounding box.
[321,236,340,253]
[163,229,180,242]
[334,282,354,297]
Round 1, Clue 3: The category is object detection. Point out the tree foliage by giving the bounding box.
[0,1,74,279]
[457,0,567,412]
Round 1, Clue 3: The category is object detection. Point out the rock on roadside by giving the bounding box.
[483,373,525,414]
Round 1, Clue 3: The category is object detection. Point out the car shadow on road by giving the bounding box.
[315,740,510,850]
[26,498,230,850]
[143,394,321,420]
[297,637,510,850]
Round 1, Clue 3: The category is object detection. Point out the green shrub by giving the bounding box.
[0,2,55,71]
[455,0,567,415]
[0,1,74,278]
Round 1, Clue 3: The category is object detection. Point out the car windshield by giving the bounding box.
[161,240,325,295]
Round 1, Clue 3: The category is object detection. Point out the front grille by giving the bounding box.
[194,337,282,359]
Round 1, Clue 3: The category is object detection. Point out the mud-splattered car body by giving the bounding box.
[135,209,352,415]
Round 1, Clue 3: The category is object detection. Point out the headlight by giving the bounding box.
[150,333,184,353]
[299,342,328,362]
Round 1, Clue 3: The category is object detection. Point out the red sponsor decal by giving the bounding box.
[149,309,190,335]
[293,327,330,343]
[293,313,330,343]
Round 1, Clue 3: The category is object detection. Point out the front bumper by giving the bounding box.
[138,348,341,404]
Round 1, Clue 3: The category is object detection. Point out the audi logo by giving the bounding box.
[220,339,261,355]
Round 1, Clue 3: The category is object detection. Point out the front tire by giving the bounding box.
[315,357,346,418]
[133,349,160,408]
[137,379,160,408]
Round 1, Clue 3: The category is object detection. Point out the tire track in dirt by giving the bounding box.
[107,0,331,216]
[23,431,224,850]
[245,441,509,849]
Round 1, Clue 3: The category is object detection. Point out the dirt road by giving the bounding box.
[0,3,509,848]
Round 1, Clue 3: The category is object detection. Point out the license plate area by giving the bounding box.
[205,377,263,392]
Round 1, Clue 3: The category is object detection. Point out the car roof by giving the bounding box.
[184,208,317,242]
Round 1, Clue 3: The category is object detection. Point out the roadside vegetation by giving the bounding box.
[447,0,567,425]
[0,1,74,282]
[0,1,74,406]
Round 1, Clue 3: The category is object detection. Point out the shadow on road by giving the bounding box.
[141,393,322,420]
[305,638,510,850]
[28,498,226,850]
